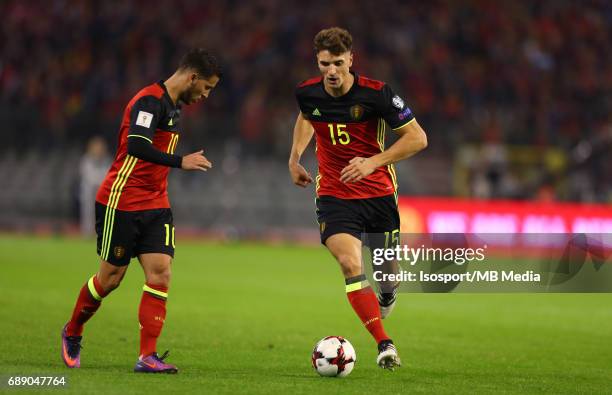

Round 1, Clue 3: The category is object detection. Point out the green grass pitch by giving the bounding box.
[0,235,610,394]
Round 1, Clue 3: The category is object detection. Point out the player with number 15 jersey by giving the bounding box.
[289,27,428,370]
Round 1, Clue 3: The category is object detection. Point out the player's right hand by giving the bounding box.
[289,162,313,187]
[181,150,212,171]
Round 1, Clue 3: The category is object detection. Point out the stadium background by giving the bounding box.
[0,1,611,393]
[1,0,610,238]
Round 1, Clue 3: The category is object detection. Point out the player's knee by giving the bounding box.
[98,260,127,292]
[99,271,124,292]
[336,254,361,277]
[147,266,171,287]
[106,279,122,292]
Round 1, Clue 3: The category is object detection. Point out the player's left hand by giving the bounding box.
[340,157,377,183]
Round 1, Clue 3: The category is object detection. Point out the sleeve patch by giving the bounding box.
[392,95,405,110]
[135,111,154,128]
[398,107,413,121]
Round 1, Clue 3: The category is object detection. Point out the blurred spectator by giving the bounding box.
[0,0,610,201]
[79,136,111,235]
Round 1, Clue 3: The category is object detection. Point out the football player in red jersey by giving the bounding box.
[61,49,221,373]
[289,27,427,369]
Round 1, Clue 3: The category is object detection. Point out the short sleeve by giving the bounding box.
[295,88,309,119]
[378,84,415,130]
[128,96,162,143]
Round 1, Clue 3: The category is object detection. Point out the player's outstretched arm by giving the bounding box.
[181,150,212,171]
[340,120,427,183]
[127,137,211,171]
[288,112,315,187]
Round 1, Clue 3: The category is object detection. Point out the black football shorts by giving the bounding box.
[315,194,400,246]
[95,202,175,266]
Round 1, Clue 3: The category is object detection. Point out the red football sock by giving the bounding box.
[66,275,109,336]
[139,283,168,358]
[346,275,389,344]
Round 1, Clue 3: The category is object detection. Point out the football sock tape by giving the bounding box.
[345,274,369,293]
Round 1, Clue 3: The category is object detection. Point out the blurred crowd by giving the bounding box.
[1,0,610,200]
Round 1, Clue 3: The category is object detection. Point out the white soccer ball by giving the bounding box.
[311,336,356,377]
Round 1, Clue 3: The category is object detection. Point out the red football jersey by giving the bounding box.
[295,73,415,199]
[96,82,181,211]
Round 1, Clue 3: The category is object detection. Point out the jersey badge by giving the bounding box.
[350,104,364,121]
[312,108,321,116]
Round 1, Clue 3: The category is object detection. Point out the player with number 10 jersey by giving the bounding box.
[61,49,221,374]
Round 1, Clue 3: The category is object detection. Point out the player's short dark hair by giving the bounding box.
[314,27,353,55]
[179,48,223,79]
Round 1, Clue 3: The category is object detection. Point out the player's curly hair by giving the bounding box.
[179,48,223,78]
[314,27,353,55]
